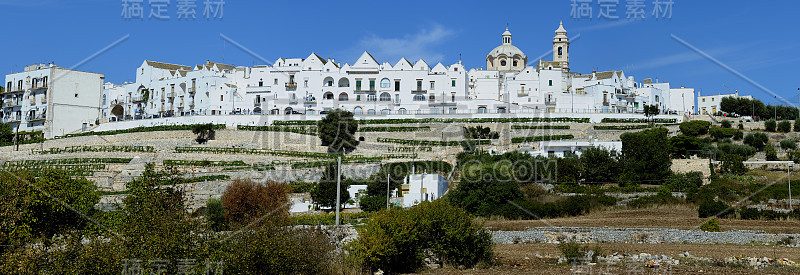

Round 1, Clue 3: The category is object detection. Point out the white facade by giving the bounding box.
[526,140,623,158]
[697,91,753,115]
[401,173,448,208]
[4,64,104,138]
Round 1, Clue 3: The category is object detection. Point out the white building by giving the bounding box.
[526,140,623,158]
[4,63,104,138]
[697,91,753,115]
[400,173,448,208]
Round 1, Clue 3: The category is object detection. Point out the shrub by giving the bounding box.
[669,135,701,159]
[348,200,493,273]
[621,128,672,182]
[219,226,334,274]
[709,127,738,140]
[192,123,215,144]
[717,143,757,159]
[666,172,703,192]
[698,200,733,218]
[765,145,778,161]
[558,241,583,263]
[778,120,792,133]
[310,163,351,209]
[765,119,777,132]
[205,198,227,231]
[511,134,574,143]
[700,218,721,232]
[733,130,744,140]
[358,195,387,212]
[317,109,359,153]
[720,120,732,128]
[738,123,744,130]
[780,139,796,150]
[795,120,800,132]
[743,132,768,150]
[221,179,291,229]
[679,121,711,136]
[720,153,748,175]
[465,126,499,139]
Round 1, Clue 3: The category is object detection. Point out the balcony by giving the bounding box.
[132,95,146,102]
[189,87,196,93]
[603,100,610,106]
[166,92,176,98]
[4,99,22,107]
[246,86,271,93]
[27,114,45,122]
[6,116,21,123]
[411,90,427,93]
[625,93,636,98]
[545,98,556,105]
[285,83,297,90]
[254,100,262,107]
[30,85,47,91]
[304,97,317,104]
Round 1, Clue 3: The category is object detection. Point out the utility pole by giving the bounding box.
[386,173,390,210]
[790,162,794,212]
[335,156,341,226]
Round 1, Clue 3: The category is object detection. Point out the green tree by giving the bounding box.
[679,120,711,136]
[620,127,672,182]
[765,119,776,132]
[781,139,797,151]
[778,120,792,133]
[720,120,732,128]
[669,135,701,159]
[310,163,351,209]
[191,123,215,144]
[205,198,227,231]
[579,147,620,184]
[447,167,523,217]
[743,132,768,150]
[765,145,778,161]
[643,104,659,122]
[0,169,100,253]
[0,122,13,143]
[720,154,748,175]
[317,109,359,153]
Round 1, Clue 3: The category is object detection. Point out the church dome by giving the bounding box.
[488,44,526,59]
[486,27,527,72]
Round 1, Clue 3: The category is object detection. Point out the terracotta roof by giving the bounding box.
[146,60,191,71]
[206,61,235,71]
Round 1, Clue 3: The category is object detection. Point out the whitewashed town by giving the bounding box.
[4,22,735,138]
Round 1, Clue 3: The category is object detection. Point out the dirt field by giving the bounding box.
[422,243,800,274]
[480,204,800,234]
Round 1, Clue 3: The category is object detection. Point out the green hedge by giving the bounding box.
[357,126,431,132]
[593,125,653,130]
[62,124,226,138]
[163,160,247,167]
[601,118,677,123]
[32,145,155,154]
[376,138,491,146]
[174,146,346,159]
[4,158,132,166]
[183,174,231,183]
[511,134,574,143]
[511,125,570,130]
[274,117,590,126]
[290,156,385,169]
[237,125,317,135]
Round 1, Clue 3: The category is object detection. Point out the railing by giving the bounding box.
[411,90,427,93]
[545,99,556,104]
[285,83,297,89]
[30,85,47,90]
[166,92,176,98]
[132,95,146,102]
[304,98,317,104]
[254,100,261,107]
[27,115,46,121]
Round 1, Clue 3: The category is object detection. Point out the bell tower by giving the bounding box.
[553,21,570,72]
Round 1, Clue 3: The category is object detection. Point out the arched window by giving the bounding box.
[354,106,363,114]
[398,108,407,114]
[338,92,349,101]
[305,109,315,115]
[323,77,334,87]
[284,107,293,115]
[381,109,390,115]
[500,60,507,66]
[413,94,425,101]
[323,92,334,100]
[367,109,376,115]
[513,60,518,67]
[380,78,391,88]
[379,92,391,102]
[338,78,350,87]
[558,47,563,56]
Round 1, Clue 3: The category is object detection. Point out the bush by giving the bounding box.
[778,120,792,133]
[310,163,351,209]
[709,127,738,141]
[698,200,733,218]
[205,198,227,231]
[720,120,732,128]
[358,195,387,212]
[679,121,711,136]
[717,143,757,159]
[766,145,778,161]
[780,139,796,150]
[348,200,493,273]
[795,120,800,132]
[765,119,777,132]
[221,179,291,229]
[743,132,768,150]
[219,226,334,274]
[700,218,721,232]
[666,172,703,192]
[739,123,744,130]
[465,126,499,139]
[720,153,748,175]
[317,109,359,153]
[558,241,583,263]
[511,134,574,143]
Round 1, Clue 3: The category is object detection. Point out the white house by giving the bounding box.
[697,91,753,115]
[4,63,104,138]
[400,174,449,208]
[525,140,623,158]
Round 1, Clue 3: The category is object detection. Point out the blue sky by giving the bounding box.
[1,0,798,105]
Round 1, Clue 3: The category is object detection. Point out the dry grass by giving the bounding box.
[481,204,800,234]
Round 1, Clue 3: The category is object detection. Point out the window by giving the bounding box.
[304,80,308,87]
[381,109,390,115]
[379,92,391,102]
[367,109,376,115]
[655,95,660,102]
[413,94,425,101]
[220,95,224,101]
[18,80,23,90]
[395,94,400,103]
[369,79,375,91]
[394,80,400,91]
[102,94,107,105]
[274,79,278,85]
[323,92,334,100]
[339,92,349,101]
[354,106,363,114]
[549,80,553,86]
[258,79,263,87]
[367,94,376,101]
[398,108,407,114]
[702,98,705,102]
[416,80,423,91]
[356,95,361,101]
[380,78,390,88]
[513,61,518,67]
[430,81,435,90]
[355,79,362,91]
[500,60,506,66]
[429,95,435,102]
[451,79,456,87]
[478,107,487,114]
[558,47,563,56]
